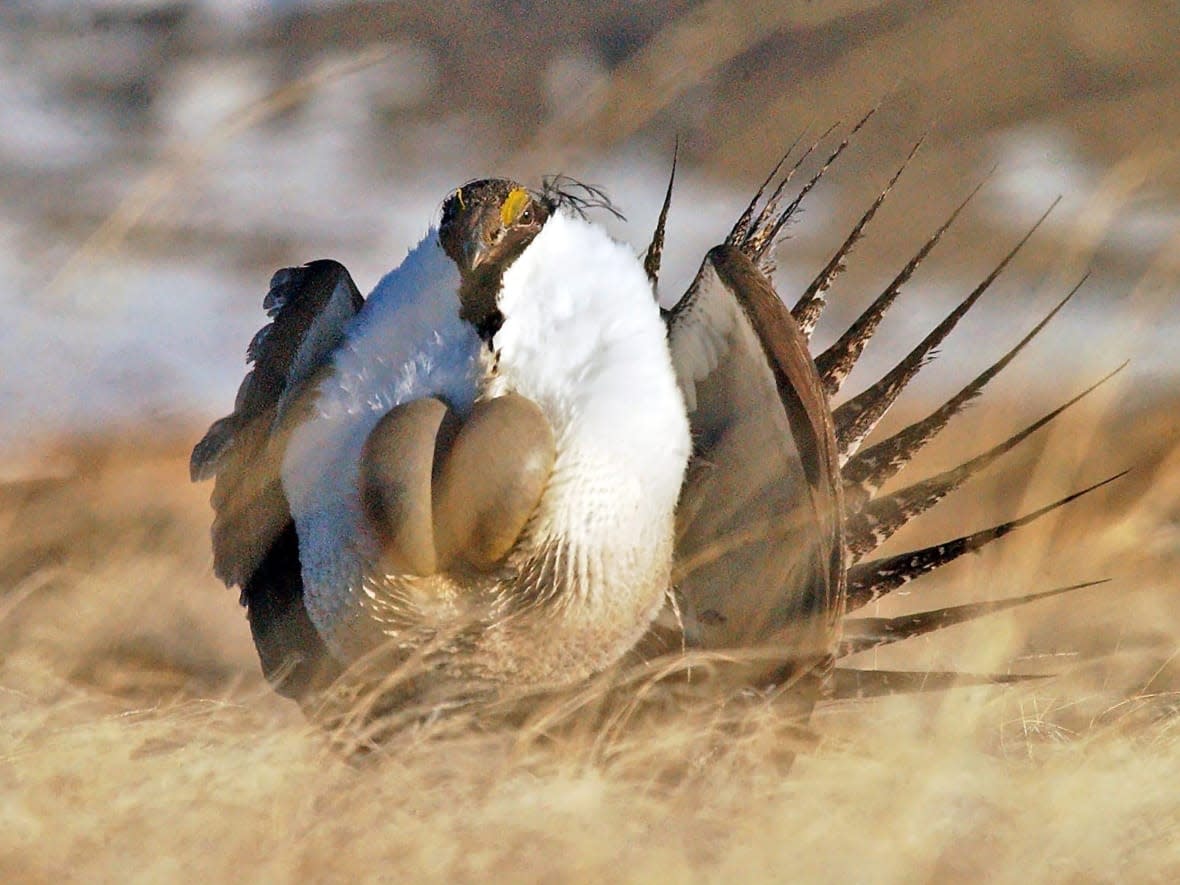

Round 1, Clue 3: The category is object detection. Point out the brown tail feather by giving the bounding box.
[755,108,877,280]
[829,668,1044,700]
[789,137,924,344]
[845,473,1126,606]
[813,176,989,398]
[839,579,1110,656]
[842,279,1088,514]
[845,370,1126,562]
[726,126,817,249]
[737,120,849,264]
[832,199,1061,463]
[644,140,678,290]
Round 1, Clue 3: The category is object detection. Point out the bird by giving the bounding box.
[191,176,693,710]
[192,119,1122,719]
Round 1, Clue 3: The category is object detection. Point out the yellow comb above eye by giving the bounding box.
[500,187,530,226]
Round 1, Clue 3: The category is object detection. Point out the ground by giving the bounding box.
[2,2,1179,881]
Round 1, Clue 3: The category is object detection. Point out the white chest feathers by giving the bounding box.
[485,212,691,599]
[288,213,692,685]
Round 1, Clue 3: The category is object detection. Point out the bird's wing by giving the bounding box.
[661,244,845,680]
[192,259,364,586]
[191,259,363,695]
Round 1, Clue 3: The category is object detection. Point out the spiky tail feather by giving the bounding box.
[789,137,924,343]
[725,110,876,280]
[644,139,678,290]
[829,668,1044,701]
[726,126,819,250]
[832,198,1061,463]
[846,472,1126,610]
[841,278,1089,514]
[739,134,1123,698]
[762,110,876,282]
[838,579,1110,657]
[843,368,1126,562]
[813,176,988,398]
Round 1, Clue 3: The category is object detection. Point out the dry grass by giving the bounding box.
[1,403,1178,883]
[3,3,1180,880]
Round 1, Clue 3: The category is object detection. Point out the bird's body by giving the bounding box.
[317,211,689,686]
[194,131,1118,717]
[195,195,692,701]
[463,211,691,683]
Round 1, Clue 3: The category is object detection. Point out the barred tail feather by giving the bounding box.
[644,140,678,289]
[755,108,877,280]
[789,137,924,344]
[832,199,1061,463]
[726,126,817,249]
[846,474,1125,608]
[814,176,988,398]
[842,278,1087,514]
[845,369,1126,562]
[838,579,1110,657]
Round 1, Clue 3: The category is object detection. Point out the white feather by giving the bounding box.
[284,212,692,676]
[490,212,690,565]
[478,212,691,676]
[282,231,480,650]
[665,259,737,414]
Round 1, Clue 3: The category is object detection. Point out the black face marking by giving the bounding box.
[438,179,551,343]
[476,308,504,343]
[437,176,621,344]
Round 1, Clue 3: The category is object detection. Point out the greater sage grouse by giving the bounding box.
[192,123,1120,720]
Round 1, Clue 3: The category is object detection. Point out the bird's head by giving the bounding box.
[439,177,624,340]
[439,179,550,339]
[439,180,550,277]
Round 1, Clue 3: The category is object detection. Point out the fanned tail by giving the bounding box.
[813,177,988,397]
[839,579,1110,656]
[842,279,1088,514]
[846,474,1125,608]
[789,137,923,343]
[688,129,1126,707]
[832,199,1061,462]
[844,368,1126,561]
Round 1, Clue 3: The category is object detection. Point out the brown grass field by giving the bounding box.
[2,392,1177,882]
[2,2,1179,882]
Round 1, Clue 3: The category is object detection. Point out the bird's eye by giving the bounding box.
[519,206,533,225]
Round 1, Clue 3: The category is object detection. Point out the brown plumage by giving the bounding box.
[649,123,1121,705]
[193,123,1121,721]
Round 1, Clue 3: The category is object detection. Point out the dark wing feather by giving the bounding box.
[659,244,845,688]
[191,259,362,697]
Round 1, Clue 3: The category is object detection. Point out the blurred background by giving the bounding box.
[0,0,1177,707]
[2,6,1180,880]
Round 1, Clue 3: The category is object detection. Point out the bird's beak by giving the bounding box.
[462,237,490,273]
